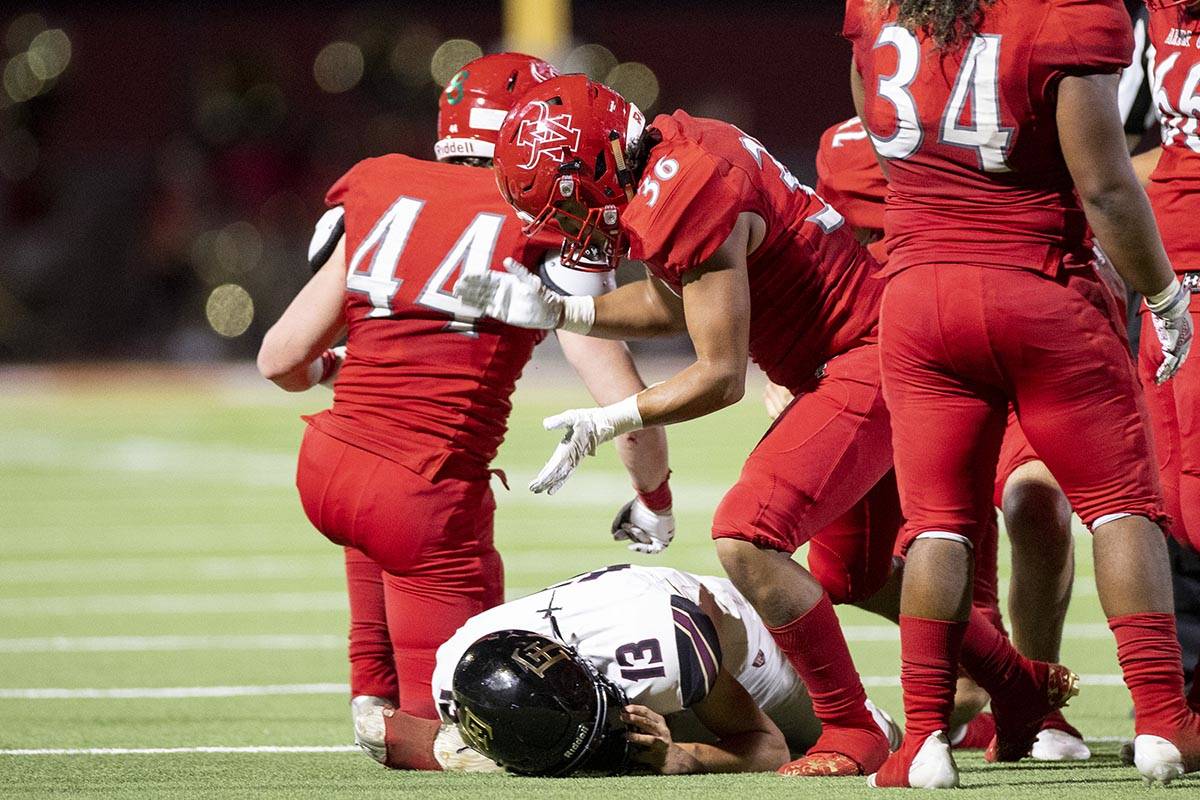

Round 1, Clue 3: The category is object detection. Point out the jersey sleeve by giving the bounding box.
[1040,0,1133,81]
[670,595,723,708]
[625,148,750,284]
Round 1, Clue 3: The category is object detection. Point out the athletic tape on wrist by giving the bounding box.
[560,295,595,335]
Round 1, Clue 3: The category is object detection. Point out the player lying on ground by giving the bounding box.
[255,54,673,752]
[847,0,1197,787]
[456,74,1076,777]
[354,564,900,775]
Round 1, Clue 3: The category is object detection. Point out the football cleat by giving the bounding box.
[351,695,394,765]
[985,663,1079,762]
[1134,734,1185,786]
[868,731,960,789]
[780,721,891,777]
[1031,728,1090,761]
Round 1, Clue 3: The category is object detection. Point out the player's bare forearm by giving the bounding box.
[258,237,348,391]
[635,359,745,427]
[586,277,686,340]
[558,332,670,491]
[683,669,789,773]
[1057,74,1174,298]
[674,729,789,774]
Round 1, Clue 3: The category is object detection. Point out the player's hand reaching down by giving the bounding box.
[623,704,698,775]
[612,497,676,554]
[453,257,595,333]
[529,397,644,494]
[1146,278,1193,384]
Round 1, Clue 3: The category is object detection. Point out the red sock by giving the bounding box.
[768,595,875,730]
[959,607,1037,700]
[344,548,398,702]
[899,615,965,739]
[1110,613,1190,738]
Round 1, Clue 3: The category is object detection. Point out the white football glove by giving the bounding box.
[611,497,676,554]
[530,396,643,495]
[454,257,594,334]
[1146,278,1193,385]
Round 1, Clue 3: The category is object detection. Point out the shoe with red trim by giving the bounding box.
[985,663,1079,763]
[867,732,959,789]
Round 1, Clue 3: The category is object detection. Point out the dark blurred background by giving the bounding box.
[0,1,854,362]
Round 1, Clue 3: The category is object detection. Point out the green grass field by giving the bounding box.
[0,364,1191,798]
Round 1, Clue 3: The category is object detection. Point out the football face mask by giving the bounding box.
[495,74,646,272]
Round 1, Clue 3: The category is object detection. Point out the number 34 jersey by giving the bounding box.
[431,565,807,736]
[304,155,561,481]
[844,0,1133,277]
[1146,5,1200,271]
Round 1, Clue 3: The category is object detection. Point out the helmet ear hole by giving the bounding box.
[506,71,518,92]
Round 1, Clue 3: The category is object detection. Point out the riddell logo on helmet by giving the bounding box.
[516,101,582,169]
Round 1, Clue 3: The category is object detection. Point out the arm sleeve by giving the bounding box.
[308,206,345,273]
[626,150,749,284]
[670,595,723,708]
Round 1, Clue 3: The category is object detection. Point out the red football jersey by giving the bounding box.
[624,111,883,391]
[816,117,888,234]
[845,0,1133,277]
[305,155,557,480]
[1146,6,1200,271]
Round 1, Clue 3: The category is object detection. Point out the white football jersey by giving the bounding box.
[432,565,818,749]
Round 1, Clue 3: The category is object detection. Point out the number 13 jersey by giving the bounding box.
[305,155,559,481]
[844,0,1133,277]
[431,565,806,735]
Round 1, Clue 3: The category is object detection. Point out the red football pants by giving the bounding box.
[712,344,898,603]
[296,425,503,719]
[881,264,1163,553]
[1139,310,1200,553]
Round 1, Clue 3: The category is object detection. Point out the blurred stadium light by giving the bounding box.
[0,1,852,363]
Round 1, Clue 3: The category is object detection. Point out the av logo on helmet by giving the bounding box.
[516,101,581,169]
[512,639,570,678]
[458,706,495,752]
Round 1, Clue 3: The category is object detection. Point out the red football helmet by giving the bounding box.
[494,75,646,270]
[435,53,560,163]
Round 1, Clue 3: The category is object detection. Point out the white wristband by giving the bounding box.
[1146,278,1184,315]
[560,295,595,335]
[605,394,644,437]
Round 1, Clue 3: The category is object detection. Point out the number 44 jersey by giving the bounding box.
[845,0,1133,277]
[431,565,817,749]
[304,155,563,482]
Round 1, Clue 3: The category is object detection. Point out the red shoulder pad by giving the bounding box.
[1040,0,1133,78]
[625,145,748,284]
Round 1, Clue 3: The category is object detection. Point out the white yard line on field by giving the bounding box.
[0,684,348,699]
[0,592,348,616]
[0,675,1129,700]
[0,634,343,653]
[0,746,360,756]
[0,432,732,509]
[0,555,340,585]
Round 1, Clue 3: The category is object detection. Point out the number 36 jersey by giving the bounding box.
[431,565,808,740]
[845,0,1133,277]
[623,111,884,392]
[304,155,564,482]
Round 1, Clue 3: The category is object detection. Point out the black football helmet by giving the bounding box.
[450,630,631,777]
